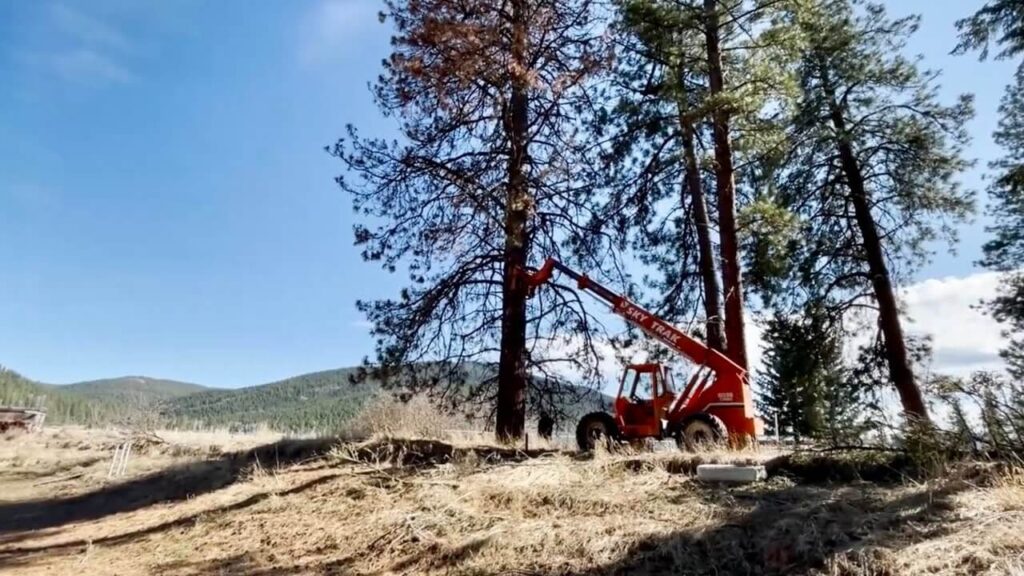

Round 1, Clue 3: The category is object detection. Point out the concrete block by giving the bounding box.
[696,464,767,483]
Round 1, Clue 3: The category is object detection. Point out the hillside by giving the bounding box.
[158,368,376,433]
[1,363,611,433]
[158,365,612,433]
[1,368,213,427]
[0,368,117,425]
[62,377,208,410]
[0,365,377,431]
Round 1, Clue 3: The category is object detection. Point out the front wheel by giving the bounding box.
[674,413,727,452]
[576,412,619,452]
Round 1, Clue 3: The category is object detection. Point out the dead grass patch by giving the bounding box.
[339,394,472,442]
[3,431,1024,575]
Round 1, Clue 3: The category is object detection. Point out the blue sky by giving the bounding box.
[0,0,1016,387]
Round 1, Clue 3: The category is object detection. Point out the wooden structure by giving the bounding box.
[0,407,46,434]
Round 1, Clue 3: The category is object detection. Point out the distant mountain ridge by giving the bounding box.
[63,376,207,400]
[1,364,610,432]
[0,368,120,424]
[158,367,374,432]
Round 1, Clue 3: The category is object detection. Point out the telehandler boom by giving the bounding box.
[518,258,762,450]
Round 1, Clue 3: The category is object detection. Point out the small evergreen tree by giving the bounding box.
[756,304,846,441]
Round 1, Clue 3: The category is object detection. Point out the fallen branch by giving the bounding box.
[33,472,85,486]
[795,445,906,454]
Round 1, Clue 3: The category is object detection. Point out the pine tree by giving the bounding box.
[592,0,795,361]
[704,0,748,369]
[593,0,725,352]
[332,0,611,440]
[768,0,974,421]
[955,1,1024,60]
[957,1,1024,379]
[756,304,845,441]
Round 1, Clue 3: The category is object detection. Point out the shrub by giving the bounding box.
[339,393,469,440]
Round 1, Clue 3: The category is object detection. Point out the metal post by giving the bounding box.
[119,443,131,476]
[774,411,780,445]
[108,441,131,478]
[108,444,123,478]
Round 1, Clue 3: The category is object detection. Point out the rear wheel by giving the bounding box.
[674,413,726,452]
[576,412,619,452]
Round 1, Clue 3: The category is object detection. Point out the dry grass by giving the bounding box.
[0,426,283,504]
[3,397,1023,575]
[339,394,472,442]
[335,394,578,450]
[2,426,1024,575]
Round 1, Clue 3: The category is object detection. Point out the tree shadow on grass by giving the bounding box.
[0,469,352,571]
[565,477,967,576]
[0,437,341,536]
[0,436,552,571]
[149,529,491,576]
[0,456,105,481]
[154,552,356,576]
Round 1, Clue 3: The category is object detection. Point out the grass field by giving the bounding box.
[2,427,1023,575]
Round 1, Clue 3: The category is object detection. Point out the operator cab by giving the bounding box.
[614,363,677,438]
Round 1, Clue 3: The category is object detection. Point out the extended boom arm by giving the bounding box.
[518,258,761,438]
[519,258,742,376]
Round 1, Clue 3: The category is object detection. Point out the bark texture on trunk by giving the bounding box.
[824,90,930,422]
[496,0,530,442]
[679,107,725,353]
[703,0,748,369]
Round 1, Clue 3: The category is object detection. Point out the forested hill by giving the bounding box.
[157,366,612,433]
[157,368,377,432]
[62,377,207,407]
[0,365,373,430]
[0,368,119,425]
[2,364,611,433]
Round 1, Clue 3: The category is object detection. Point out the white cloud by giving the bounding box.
[30,3,136,86]
[297,0,380,65]
[901,271,1005,376]
[537,271,1006,392]
[50,3,131,53]
[51,49,133,84]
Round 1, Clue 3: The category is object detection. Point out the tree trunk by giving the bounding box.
[679,106,725,353]
[824,91,930,423]
[496,0,530,442]
[703,0,748,369]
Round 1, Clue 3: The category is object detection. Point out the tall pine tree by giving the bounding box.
[592,0,725,352]
[957,1,1024,379]
[766,0,974,422]
[704,0,749,369]
[592,0,795,362]
[333,0,610,440]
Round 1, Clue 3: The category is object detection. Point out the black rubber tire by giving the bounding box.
[674,413,727,452]
[576,412,619,452]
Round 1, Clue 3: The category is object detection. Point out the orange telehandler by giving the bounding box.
[517,258,763,451]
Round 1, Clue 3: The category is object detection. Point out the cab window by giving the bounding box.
[628,370,654,401]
